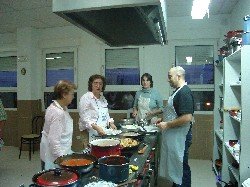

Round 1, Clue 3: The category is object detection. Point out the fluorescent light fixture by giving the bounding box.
[191,0,210,19]
[155,21,165,45]
[46,56,62,60]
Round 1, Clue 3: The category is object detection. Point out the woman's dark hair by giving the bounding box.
[88,74,106,92]
[53,80,76,100]
[141,73,153,87]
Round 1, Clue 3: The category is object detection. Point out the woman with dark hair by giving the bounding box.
[79,74,117,143]
[40,80,76,170]
[132,73,163,121]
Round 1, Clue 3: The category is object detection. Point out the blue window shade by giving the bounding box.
[46,69,74,87]
[105,68,140,85]
[0,71,17,87]
[182,64,214,84]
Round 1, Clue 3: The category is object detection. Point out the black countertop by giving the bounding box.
[79,133,159,186]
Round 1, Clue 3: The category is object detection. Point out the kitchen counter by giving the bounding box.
[79,132,159,186]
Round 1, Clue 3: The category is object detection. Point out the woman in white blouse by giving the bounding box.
[40,80,76,170]
[79,74,117,144]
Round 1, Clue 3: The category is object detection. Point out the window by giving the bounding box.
[104,91,136,110]
[105,48,140,85]
[0,54,17,108]
[43,49,77,109]
[175,45,214,112]
[45,52,74,86]
[44,92,77,109]
[175,45,214,85]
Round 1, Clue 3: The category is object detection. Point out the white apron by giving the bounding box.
[137,94,151,121]
[40,112,73,170]
[159,86,191,185]
[88,101,109,142]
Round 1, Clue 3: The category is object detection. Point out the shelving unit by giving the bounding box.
[213,46,250,186]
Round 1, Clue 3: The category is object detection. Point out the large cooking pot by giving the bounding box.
[98,155,129,184]
[90,138,121,158]
[54,153,97,174]
[31,168,80,187]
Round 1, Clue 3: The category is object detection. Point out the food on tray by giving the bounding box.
[120,138,139,148]
[61,158,93,166]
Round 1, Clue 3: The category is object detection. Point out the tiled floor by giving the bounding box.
[0,146,217,187]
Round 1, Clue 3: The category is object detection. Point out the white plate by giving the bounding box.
[121,124,139,130]
[104,129,122,135]
[143,125,159,132]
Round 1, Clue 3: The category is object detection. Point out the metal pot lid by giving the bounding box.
[34,168,79,186]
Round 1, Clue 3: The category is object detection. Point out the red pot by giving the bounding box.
[90,139,121,158]
[31,168,80,187]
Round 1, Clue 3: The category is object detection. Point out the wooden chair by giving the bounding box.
[18,115,44,160]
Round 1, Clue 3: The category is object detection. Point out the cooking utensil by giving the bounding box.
[98,155,129,184]
[31,168,80,187]
[138,144,148,154]
[136,119,148,131]
[54,153,97,174]
[90,138,121,158]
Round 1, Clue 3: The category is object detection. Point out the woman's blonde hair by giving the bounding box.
[54,80,76,99]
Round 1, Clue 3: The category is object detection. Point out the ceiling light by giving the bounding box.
[46,56,62,60]
[191,0,210,19]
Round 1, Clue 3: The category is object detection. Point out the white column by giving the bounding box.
[17,27,41,100]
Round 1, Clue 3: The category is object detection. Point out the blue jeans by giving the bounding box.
[173,127,192,187]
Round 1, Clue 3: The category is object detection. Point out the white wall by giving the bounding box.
[230,0,250,30]
[1,0,249,103]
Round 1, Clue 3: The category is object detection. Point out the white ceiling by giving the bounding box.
[0,0,239,34]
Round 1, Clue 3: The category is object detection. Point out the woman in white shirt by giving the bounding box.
[79,74,117,144]
[40,80,76,170]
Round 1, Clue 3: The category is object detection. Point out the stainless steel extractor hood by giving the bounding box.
[52,0,167,46]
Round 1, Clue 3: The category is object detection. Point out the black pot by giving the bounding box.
[98,155,129,183]
[31,168,80,187]
[54,153,97,174]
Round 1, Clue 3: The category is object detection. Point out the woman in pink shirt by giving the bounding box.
[40,80,76,170]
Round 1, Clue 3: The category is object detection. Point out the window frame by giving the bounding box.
[0,51,17,110]
[173,40,217,114]
[103,46,143,113]
[42,47,78,111]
